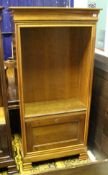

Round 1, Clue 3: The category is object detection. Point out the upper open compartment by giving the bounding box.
[19,26,92,118]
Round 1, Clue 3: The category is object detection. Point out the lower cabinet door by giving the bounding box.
[25,112,86,153]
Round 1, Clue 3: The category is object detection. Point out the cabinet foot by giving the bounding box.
[23,162,32,171]
[79,151,88,160]
[8,164,18,175]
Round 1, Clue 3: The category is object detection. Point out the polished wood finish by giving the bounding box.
[0,8,17,174]
[38,161,108,175]
[10,7,100,165]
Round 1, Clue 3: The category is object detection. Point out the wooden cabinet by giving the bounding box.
[0,7,17,174]
[10,7,100,167]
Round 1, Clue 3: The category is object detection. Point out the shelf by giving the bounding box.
[24,98,87,118]
[0,107,5,125]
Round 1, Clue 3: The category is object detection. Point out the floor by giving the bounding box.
[37,160,108,175]
[0,145,107,175]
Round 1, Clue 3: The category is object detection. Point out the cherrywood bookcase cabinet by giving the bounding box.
[10,7,100,167]
[0,7,17,174]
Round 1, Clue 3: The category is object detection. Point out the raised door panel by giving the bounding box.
[25,112,85,152]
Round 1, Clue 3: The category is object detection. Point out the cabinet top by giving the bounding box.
[9,7,101,23]
[9,7,101,10]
